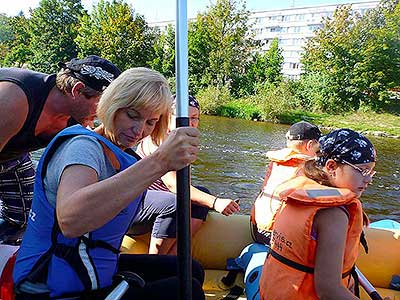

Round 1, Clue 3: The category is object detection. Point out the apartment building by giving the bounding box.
[250,1,379,79]
[149,1,380,79]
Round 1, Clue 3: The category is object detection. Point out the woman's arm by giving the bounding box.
[314,207,359,300]
[57,127,199,238]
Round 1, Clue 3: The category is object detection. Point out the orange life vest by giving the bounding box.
[251,148,312,231]
[259,176,364,300]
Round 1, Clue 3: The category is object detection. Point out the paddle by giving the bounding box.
[175,0,192,300]
[355,267,384,300]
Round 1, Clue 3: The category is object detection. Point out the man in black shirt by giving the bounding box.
[0,56,121,236]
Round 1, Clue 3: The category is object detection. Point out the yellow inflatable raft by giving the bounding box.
[121,213,400,300]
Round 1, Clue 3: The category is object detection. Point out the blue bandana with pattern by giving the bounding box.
[316,129,376,166]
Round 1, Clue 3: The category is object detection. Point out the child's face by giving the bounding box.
[332,161,376,198]
[169,106,200,130]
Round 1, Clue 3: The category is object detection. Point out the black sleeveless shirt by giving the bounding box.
[0,68,56,162]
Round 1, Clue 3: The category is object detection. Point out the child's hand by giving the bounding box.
[214,198,240,216]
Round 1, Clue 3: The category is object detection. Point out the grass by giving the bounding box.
[277,110,400,138]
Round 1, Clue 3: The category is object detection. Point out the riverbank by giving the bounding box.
[208,108,400,138]
[276,110,400,138]
[197,88,400,138]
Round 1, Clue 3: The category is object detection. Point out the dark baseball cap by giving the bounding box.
[286,121,322,141]
[59,55,121,92]
[172,94,200,110]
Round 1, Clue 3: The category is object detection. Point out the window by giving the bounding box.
[270,26,281,32]
[283,15,291,22]
[308,24,322,32]
[293,38,303,45]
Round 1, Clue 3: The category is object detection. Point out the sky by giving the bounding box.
[1,0,372,22]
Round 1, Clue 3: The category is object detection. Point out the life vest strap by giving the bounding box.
[270,249,314,273]
[270,249,354,279]
[81,236,119,254]
[360,231,368,254]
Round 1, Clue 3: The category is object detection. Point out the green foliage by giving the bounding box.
[76,0,157,71]
[0,14,12,66]
[293,71,343,113]
[28,0,84,72]
[250,81,299,122]
[351,1,400,110]
[0,14,13,43]
[218,99,261,120]
[188,0,257,95]
[149,25,175,78]
[188,15,212,93]
[196,85,232,115]
[264,38,283,84]
[208,81,299,122]
[302,1,400,112]
[240,38,283,96]
[1,14,32,67]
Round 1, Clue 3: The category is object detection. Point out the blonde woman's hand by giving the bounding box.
[156,127,200,172]
[214,198,240,216]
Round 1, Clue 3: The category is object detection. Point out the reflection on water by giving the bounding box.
[32,115,400,222]
[193,115,400,221]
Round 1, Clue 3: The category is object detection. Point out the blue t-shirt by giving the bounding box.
[20,135,117,294]
[44,135,117,207]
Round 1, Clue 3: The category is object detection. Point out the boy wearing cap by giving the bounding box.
[251,121,321,244]
[135,95,240,253]
[0,55,121,235]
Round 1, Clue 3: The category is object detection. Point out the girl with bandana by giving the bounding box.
[259,129,377,300]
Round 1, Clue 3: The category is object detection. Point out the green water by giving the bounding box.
[32,115,400,222]
[192,115,400,222]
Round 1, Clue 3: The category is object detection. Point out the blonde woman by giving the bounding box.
[13,68,205,300]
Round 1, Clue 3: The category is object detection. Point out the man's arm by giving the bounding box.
[0,82,29,152]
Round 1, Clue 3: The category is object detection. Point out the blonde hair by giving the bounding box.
[97,67,172,146]
[286,139,308,151]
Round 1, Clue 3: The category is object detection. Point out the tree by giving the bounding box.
[0,14,13,43]
[238,38,283,96]
[302,0,400,112]
[0,13,13,66]
[302,5,360,111]
[264,38,283,85]
[350,0,400,109]
[76,0,157,71]
[149,25,175,79]
[1,13,32,67]
[28,0,84,73]
[188,0,257,96]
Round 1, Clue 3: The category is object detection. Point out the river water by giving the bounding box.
[192,115,400,222]
[32,115,400,222]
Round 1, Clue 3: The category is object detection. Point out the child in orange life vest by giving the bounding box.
[260,128,376,300]
[251,121,321,244]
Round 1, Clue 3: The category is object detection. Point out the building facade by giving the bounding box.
[250,1,379,79]
[149,1,379,79]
